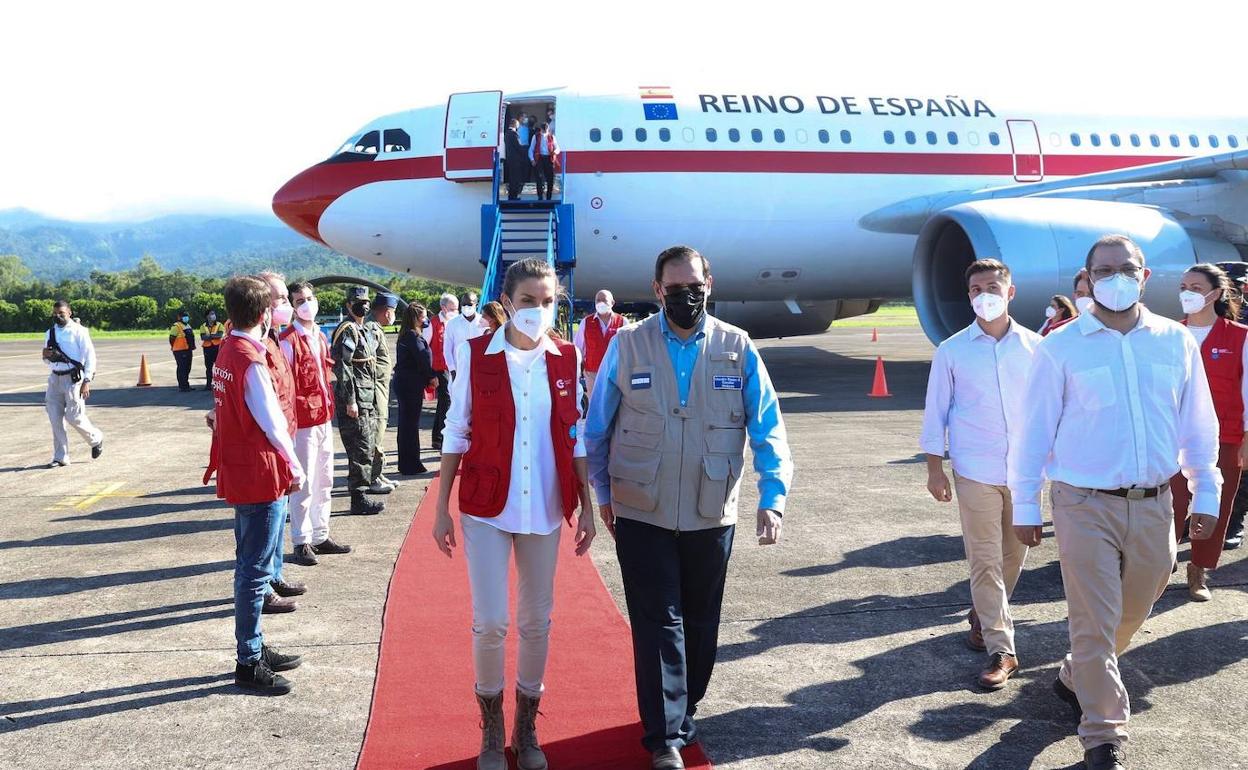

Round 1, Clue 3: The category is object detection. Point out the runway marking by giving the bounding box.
[44,481,136,511]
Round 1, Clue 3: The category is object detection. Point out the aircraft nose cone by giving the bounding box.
[272,165,329,245]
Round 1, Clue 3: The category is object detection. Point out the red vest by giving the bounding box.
[280,325,335,428]
[583,313,624,372]
[204,335,294,504]
[1189,317,1247,444]
[458,334,582,522]
[265,332,298,432]
[431,314,449,372]
[1047,314,1078,334]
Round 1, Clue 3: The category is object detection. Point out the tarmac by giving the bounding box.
[0,327,1244,770]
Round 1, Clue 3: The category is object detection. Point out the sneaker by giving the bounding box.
[379,475,400,488]
[261,644,303,672]
[350,494,385,515]
[91,439,104,460]
[270,579,307,597]
[292,544,319,566]
[313,537,352,555]
[262,593,298,614]
[367,479,395,495]
[235,658,293,695]
[46,460,67,468]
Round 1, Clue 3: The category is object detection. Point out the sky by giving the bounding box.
[2,0,1246,221]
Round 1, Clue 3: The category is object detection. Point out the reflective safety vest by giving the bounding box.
[201,321,225,348]
[170,321,195,352]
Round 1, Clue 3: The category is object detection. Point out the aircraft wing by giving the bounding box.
[860,148,1248,235]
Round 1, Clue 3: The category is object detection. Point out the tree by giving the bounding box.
[0,299,19,332]
[109,296,159,328]
[0,255,32,295]
[20,298,54,330]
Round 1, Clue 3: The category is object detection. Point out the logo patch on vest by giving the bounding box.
[630,373,652,390]
[569,424,577,439]
[713,375,744,390]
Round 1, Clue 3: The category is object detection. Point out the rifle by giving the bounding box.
[46,325,85,383]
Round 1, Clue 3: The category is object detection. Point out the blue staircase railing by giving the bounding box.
[479,206,504,302]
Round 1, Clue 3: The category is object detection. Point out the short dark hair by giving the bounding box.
[288,280,313,296]
[224,276,271,329]
[654,245,712,284]
[53,299,70,311]
[964,258,1011,286]
[1085,234,1145,271]
[459,292,478,306]
[1073,269,1090,293]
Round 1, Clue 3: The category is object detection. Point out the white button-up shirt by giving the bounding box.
[45,320,97,380]
[1009,308,1221,525]
[442,312,490,374]
[443,324,586,535]
[920,318,1042,486]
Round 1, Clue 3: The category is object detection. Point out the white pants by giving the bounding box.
[45,373,102,463]
[289,421,334,545]
[462,515,561,698]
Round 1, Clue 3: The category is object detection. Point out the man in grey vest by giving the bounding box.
[586,246,793,770]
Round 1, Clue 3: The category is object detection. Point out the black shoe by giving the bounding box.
[261,644,303,672]
[179,386,192,392]
[270,579,307,597]
[91,439,104,459]
[399,463,429,475]
[1225,510,1245,550]
[651,747,684,770]
[1052,677,1082,722]
[313,537,352,555]
[235,658,293,695]
[292,544,319,566]
[350,493,385,515]
[1085,743,1127,770]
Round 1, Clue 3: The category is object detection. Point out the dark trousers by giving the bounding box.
[337,405,376,492]
[536,156,555,200]
[173,349,193,389]
[431,371,450,446]
[506,162,525,200]
[395,388,425,474]
[203,346,219,385]
[615,517,735,751]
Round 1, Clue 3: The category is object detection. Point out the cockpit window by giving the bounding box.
[383,128,410,153]
[354,131,380,154]
[326,130,381,163]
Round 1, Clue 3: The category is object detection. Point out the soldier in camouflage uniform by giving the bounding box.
[331,287,385,515]
[365,293,399,494]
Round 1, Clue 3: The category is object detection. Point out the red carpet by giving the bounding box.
[357,476,713,770]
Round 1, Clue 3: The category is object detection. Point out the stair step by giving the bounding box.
[501,238,549,243]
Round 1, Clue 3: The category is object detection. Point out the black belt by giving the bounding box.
[1097,483,1168,500]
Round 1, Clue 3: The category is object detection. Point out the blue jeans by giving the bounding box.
[234,498,287,665]
[267,500,287,586]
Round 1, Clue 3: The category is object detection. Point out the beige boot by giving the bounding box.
[511,689,548,770]
[474,691,506,770]
[1187,563,1212,602]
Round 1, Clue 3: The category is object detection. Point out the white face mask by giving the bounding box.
[461,304,476,318]
[596,301,612,316]
[1179,289,1214,315]
[295,298,319,322]
[271,302,293,327]
[971,292,1007,323]
[1075,295,1095,314]
[1093,273,1142,312]
[1045,306,1057,319]
[510,304,554,342]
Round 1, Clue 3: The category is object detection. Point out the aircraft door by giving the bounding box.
[444,90,503,181]
[1006,119,1043,182]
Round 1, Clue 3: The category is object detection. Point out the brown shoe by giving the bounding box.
[977,652,1018,690]
[511,689,548,770]
[966,609,986,651]
[1187,563,1212,602]
[262,593,297,614]
[270,579,307,597]
[292,544,319,566]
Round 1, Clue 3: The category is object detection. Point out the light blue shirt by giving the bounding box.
[585,313,792,513]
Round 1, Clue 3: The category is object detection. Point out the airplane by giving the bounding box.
[271,86,1248,343]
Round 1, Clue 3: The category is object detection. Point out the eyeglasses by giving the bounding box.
[1090,265,1143,281]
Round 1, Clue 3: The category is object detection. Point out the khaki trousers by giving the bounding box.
[45,373,102,463]
[584,369,598,401]
[1051,481,1176,751]
[953,474,1028,655]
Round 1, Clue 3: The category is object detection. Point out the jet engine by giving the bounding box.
[912,198,1239,343]
[713,299,881,339]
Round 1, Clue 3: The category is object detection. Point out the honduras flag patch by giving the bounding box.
[631,372,652,390]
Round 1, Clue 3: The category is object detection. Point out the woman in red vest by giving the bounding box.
[432,258,596,770]
[1173,262,1248,601]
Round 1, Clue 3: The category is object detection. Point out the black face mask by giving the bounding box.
[351,300,370,318]
[53,316,68,327]
[663,286,706,330]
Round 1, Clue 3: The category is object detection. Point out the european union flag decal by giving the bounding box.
[643,102,679,121]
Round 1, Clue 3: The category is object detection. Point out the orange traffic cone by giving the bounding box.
[868,356,891,398]
[136,354,153,387]
[871,327,878,342]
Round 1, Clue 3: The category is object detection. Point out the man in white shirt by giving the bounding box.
[423,293,459,449]
[1010,234,1221,770]
[42,300,104,467]
[443,291,489,378]
[921,259,1040,691]
[573,289,625,399]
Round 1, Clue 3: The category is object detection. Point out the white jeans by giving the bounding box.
[289,421,334,545]
[45,373,102,463]
[462,515,561,698]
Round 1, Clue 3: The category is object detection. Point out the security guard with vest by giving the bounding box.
[585,245,793,770]
[199,309,226,391]
[331,287,385,515]
[366,293,400,493]
[169,310,196,392]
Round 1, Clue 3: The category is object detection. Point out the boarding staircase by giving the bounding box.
[479,152,577,335]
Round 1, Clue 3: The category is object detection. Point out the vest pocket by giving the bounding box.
[705,424,747,454]
[608,451,661,512]
[460,462,501,513]
[698,455,744,518]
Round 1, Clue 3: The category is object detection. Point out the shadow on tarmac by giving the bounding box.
[0,598,232,652]
[0,674,235,733]
[0,386,214,410]
[49,499,228,523]
[0,517,232,550]
[782,534,968,578]
[764,346,930,413]
[0,560,234,601]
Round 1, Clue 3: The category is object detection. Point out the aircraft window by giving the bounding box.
[611,128,623,142]
[706,128,717,142]
[925,131,937,145]
[1109,133,1120,147]
[1189,134,1200,147]
[354,130,380,154]
[332,134,362,156]
[751,128,763,143]
[904,130,916,145]
[659,128,671,142]
[1090,133,1101,147]
[884,130,895,145]
[636,127,647,142]
[682,127,695,142]
[796,129,808,144]
[383,128,411,152]
[1049,132,1062,147]
[774,129,786,143]
[589,128,601,143]
[967,131,980,146]
[988,132,1000,146]
[1130,133,1140,147]
[1150,134,1160,147]
[947,131,959,145]
[1209,135,1219,148]
[1230,136,1240,148]
[840,129,852,144]
[818,129,830,144]
[728,128,740,143]
[1070,133,1082,147]
[1169,134,1180,147]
